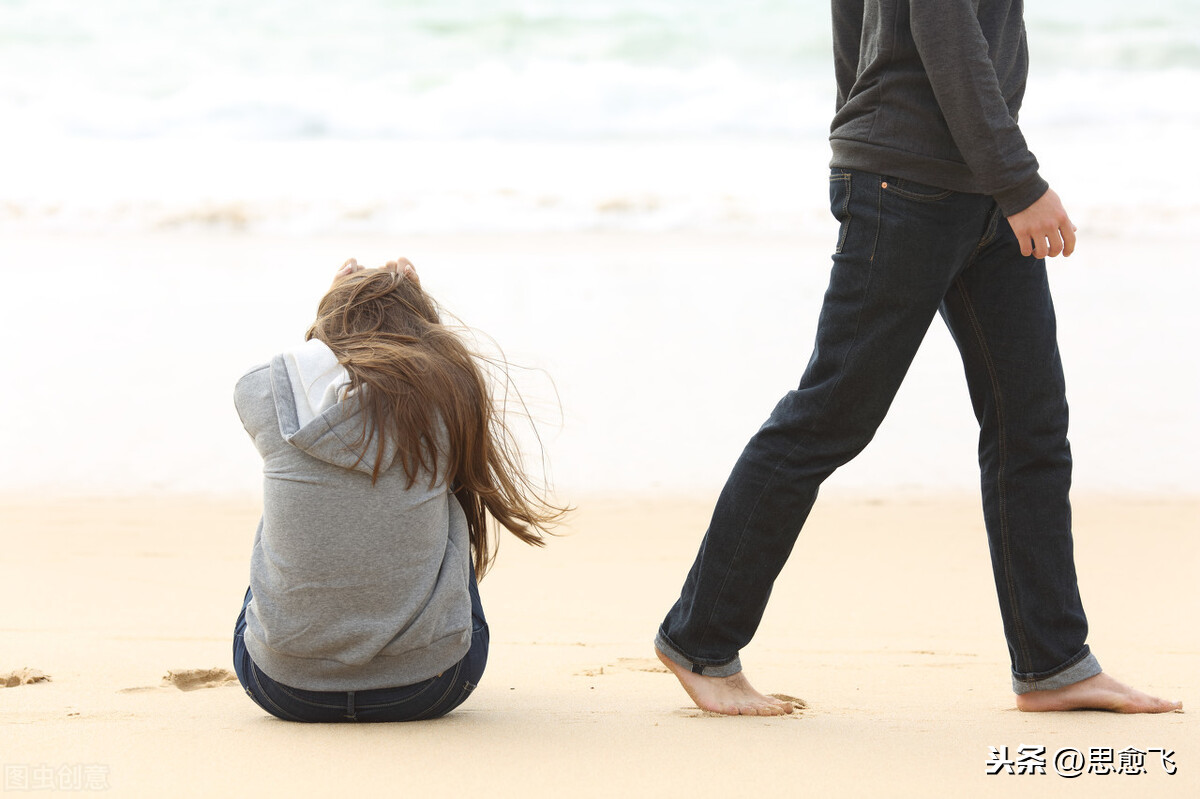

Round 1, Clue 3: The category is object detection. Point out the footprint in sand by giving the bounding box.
[163,668,239,691]
[770,693,807,709]
[1,668,51,688]
[576,657,671,677]
[120,668,238,694]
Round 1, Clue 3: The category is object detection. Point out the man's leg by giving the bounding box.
[657,172,994,714]
[940,208,1180,713]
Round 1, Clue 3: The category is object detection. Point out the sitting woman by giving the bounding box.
[232,257,563,722]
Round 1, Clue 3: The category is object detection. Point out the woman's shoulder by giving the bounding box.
[233,361,273,432]
[236,360,271,383]
[234,361,272,400]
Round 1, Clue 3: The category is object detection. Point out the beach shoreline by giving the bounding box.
[4,228,1197,500]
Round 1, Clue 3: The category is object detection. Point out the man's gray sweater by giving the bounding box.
[830,0,1048,215]
[234,342,472,691]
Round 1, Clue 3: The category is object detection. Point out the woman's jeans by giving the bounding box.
[233,574,488,722]
[656,169,1101,694]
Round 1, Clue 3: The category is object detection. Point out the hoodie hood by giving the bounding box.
[270,339,398,475]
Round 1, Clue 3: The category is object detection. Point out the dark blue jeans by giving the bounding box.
[656,169,1101,693]
[233,574,488,722]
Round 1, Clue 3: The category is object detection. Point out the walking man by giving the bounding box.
[654,0,1182,716]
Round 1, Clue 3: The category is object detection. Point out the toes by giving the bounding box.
[1148,697,1183,714]
[1119,691,1181,714]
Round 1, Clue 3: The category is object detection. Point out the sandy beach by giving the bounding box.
[4,3,1197,795]
[2,491,1194,797]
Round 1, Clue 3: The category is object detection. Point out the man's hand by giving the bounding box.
[1006,188,1077,258]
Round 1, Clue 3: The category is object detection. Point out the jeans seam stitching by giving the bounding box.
[882,185,954,202]
[354,679,441,709]
[953,276,1032,669]
[409,662,463,721]
[831,172,852,253]
[973,204,1003,256]
[1016,646,1093,682]
[868,175,881,263]
[250,663,307,722]
[275,683,360,710]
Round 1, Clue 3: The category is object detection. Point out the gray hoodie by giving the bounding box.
[233,340,472,691]
[830,0,1048,215]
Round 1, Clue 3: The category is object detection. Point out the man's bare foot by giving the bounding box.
[655,647,793,716]
[1016,672,1182,713]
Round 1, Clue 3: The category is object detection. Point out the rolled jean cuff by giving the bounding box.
[1011,648,1102,695]
[654,630,742,678]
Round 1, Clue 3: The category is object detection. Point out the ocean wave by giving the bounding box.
[4,58,832,141]
[2,0,1196,141]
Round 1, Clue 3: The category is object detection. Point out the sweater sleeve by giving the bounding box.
[832,0,865,113]
[909,0,1047,215]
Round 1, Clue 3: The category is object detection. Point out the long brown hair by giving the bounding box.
[306,267,565,577]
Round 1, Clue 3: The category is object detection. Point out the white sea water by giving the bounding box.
[2,0,1197,235]
[1,1,1197,496]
